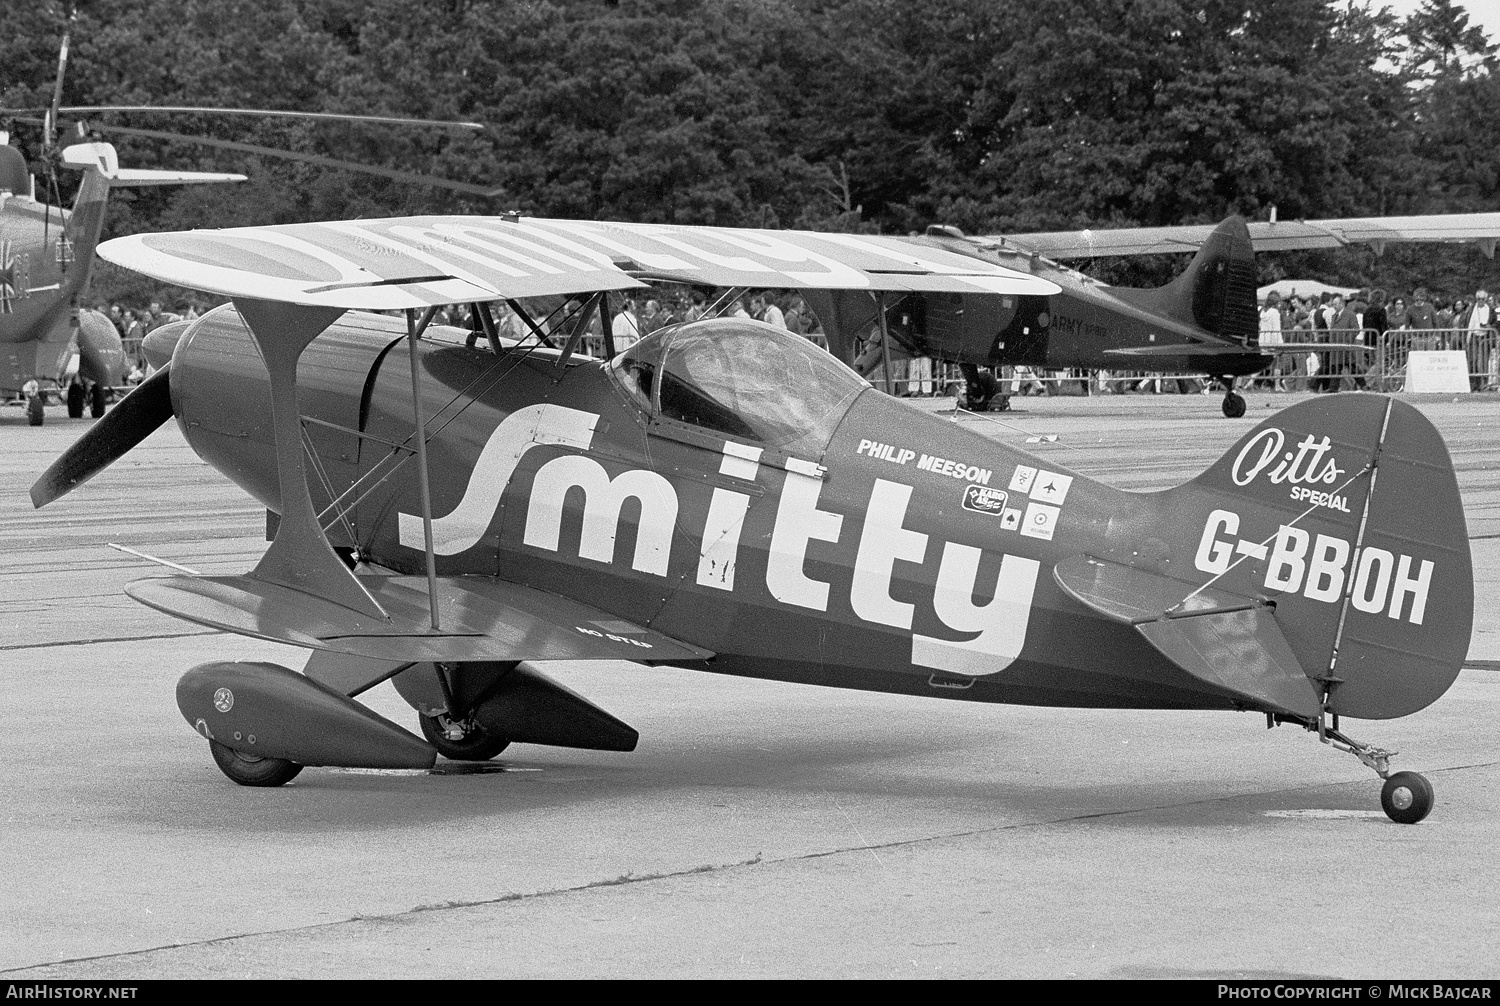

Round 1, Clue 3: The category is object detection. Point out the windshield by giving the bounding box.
[611,318,867,457]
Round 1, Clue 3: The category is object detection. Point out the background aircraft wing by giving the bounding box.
[97,216,1059,311]
[997,212,1500,259]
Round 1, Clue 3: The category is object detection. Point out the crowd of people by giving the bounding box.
[1258,285,1499,392]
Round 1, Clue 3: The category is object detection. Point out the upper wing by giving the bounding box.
[997,212,1500,259]
[96,215,1060,311]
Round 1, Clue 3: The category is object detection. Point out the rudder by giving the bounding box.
[1179,394,1472,719]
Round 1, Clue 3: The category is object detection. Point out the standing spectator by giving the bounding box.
[756,293,786,329]
[1466,289,1496,390]
[1408,287,1437,350]
[107,303,125,335]
[1387,296,1409,331]
[639,299,667,336]
[1328,294,1362,391]
[1259,293,1285,390]
[684,290,709,323]
[612,297,640,349]
[1364,290,1389,389]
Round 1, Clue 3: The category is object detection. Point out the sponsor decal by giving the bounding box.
[1000,507,1022,530]
[1231,429,1347,489]
[962,485,1009,515]
[575,625,654,649]
[404,408,1040,678]
[213,688,234,713]
[1008,465,1037,494]
[857,439,917,466]
[1030,471,1073,505]
[1194,508,1434,624]
[916,452,993,485]
[1020,502,1060,541]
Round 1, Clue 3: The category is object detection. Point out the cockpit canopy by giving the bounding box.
[610,318,868,458]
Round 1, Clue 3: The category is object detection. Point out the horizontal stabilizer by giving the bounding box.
[127,572,714,664]
[1054,555,1319,717]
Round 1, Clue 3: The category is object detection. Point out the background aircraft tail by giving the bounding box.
[1111,215,1260,349]
[1176,394,1472,719]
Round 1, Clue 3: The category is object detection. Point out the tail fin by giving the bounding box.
[1112,215,1259,347]
[1179,394,1472,719]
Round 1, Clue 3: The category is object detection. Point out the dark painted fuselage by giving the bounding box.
[167,307,1463,719]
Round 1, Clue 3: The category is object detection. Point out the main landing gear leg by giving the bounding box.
[1219,376,1246,418]
[1271,713,1434,824]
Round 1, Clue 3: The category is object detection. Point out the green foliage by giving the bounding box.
[2,0,1496,303]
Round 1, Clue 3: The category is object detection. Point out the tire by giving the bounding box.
[26,395,43,426]
[1222,391,1247,418]
[419,712,510,761]
[66,383,84,419]
[89,382,106,418]
[1381,771,1434,824]
[208,739,303,787]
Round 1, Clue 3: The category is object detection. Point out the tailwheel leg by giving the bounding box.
[1280,712,1433,824]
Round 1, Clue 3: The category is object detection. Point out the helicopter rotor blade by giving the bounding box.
[58,107,485,131]
[85,121,504,199]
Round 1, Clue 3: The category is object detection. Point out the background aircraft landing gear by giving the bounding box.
[89,382,106,418]
[1219,376,1246,418]
[207,739,303,787]
[66,382,85,419]
[26,394,44,426]
[1381,771,1435,825]
[418,711,510,760]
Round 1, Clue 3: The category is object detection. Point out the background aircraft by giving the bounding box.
[0,133,243,424]
[31,212,1471,825]
[808,212,1500,418]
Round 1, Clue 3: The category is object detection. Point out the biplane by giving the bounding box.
[32,208,1473,825]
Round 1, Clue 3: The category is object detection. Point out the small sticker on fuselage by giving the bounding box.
[962,485,1009,515]
[1030,471,1073,505]
[1000,508,1022,530]
[1009,466,1037,493]
[1020,502,1060,541]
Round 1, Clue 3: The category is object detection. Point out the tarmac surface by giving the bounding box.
[1,387,1498,979]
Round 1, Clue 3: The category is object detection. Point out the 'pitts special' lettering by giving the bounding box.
[403,406,1038,677]
[1194,509,1434,624]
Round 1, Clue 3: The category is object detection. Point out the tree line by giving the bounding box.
[3,0,1497,302]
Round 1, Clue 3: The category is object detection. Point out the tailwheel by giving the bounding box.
[419,712,510,761]
[1290,712,1434,824]
[1221,389,1246,418]
[1381,771,1435,825]
[208,739,303,787]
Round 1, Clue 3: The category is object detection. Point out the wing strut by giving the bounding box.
[404,305,443,630]
[235,298,388,621]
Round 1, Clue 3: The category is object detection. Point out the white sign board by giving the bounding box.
[1405,351,1470,394]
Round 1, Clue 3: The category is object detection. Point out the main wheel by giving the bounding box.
[1381,771,1434,824]
[26,395,43,426]
[1222,391,1247,418]
[208,739,303,787]
[419,712,510,760]
[66,383,84,419]
[89,382,106,418]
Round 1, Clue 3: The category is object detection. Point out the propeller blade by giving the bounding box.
[86,122,505,199]
[31,364,174,509]
[58,107,484,131]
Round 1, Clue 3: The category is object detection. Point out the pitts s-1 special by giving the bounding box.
[33,213,1473,824]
